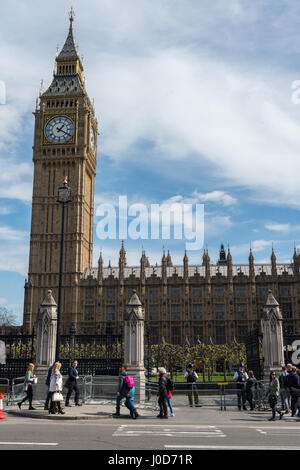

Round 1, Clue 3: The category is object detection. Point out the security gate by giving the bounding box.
[58,333,124,376]
[0,330,36,381]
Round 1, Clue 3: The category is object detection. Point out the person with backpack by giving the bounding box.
[166,374,175,417]
[184,363,200,407]
[113,367,139,419]
[233,362,248,410]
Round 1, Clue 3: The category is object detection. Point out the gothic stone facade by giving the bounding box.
[77,245,300,346]
[23,15,300,345]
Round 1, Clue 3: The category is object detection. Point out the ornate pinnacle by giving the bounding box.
[69,6,75,24]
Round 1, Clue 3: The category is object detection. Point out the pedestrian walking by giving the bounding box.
[113,367,138,419]
[44,362,55,410]
[18,363,37,410]
[65,360,82,407]
[278,366,291,414]
[49,362,65,415]
[157,367,168,419]
[184,363,200,407]
[233,362,248,410]
[265,371,284,421]
[166,377,175,417]
[245,370,257,411]
[284,364,300,417]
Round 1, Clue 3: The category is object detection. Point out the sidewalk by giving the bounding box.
[5,400,300,423]
[4,401,157,420]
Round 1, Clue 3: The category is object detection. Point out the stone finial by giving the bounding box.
[41,290,57,306]
[128,290,142,307]
[265,289,279,307]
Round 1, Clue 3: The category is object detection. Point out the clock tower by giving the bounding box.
[23,10,98,333]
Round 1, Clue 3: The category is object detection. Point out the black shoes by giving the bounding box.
[130,410,139,419]
[75,403,82,406]
[17,402,21,410]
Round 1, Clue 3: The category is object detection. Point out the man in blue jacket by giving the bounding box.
[65,360,82,407]
[284,364,300,417]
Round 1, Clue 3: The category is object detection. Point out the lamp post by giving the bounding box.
[55,178,72,361]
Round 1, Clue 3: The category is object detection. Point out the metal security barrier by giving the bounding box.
[218,380,268,411]
[82,375,92,403]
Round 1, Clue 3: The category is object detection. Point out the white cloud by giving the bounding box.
[265,222,300,232]
[193,190,237,206]
[231,239,273,257]
[265,223,291,232]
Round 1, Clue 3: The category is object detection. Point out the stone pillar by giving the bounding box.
[124,290,145,404]
[261,290,285,380]
[35,290,57,374]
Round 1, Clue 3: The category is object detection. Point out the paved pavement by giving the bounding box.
[4,399,300,422]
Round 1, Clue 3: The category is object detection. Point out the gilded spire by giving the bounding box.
[56,8,80,62]
[42,9,85,97]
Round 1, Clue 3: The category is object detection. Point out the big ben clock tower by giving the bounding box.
[23,10,98,333]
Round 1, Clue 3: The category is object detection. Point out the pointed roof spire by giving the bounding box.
[218,242,227,266]
[167,250,173,267]
[56,8,80,62]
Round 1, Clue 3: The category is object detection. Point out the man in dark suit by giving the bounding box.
[65,360,82,407]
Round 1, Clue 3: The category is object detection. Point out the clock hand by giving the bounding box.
[59,128,72,137]
[57,124,65,133]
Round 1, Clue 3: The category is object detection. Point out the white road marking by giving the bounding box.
[165,445,300,450]
[113,425,226,438]
[256,427,300,436]
[0,442,58,446]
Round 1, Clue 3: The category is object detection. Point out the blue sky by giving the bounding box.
[1,0,300,323]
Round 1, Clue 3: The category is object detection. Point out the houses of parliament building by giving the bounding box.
[22,12,300,346]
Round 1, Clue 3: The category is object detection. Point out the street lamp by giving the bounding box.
[55,177,72,361]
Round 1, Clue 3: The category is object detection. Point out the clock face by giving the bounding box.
[45,116,75,144]
[90,126,96,153]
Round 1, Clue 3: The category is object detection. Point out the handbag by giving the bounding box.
[52,392,63,402]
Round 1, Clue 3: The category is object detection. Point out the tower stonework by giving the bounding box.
[23,12,98,334]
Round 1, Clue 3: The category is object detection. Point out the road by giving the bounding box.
[1,407,300,451]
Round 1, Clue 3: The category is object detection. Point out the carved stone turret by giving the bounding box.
[261,290,284,379]
[124,291,145,403]
[35,290,57,371]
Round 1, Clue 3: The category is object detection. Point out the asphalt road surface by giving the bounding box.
[1,408,300,451]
